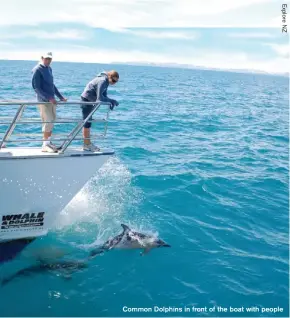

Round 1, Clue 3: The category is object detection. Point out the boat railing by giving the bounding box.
[0,100,112,153]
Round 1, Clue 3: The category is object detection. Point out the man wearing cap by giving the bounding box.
[32,52,67,153]
[80,70,119,152]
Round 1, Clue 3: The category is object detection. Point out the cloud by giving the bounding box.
[227,32,276,38]
[0,42,12,46]
[264,43,290,58]
[0,0,278,27]
[107,28,198,40]
[0,47,288,75]
[136,31,196,39]
[0,29,87,40]
[30,29,87,40]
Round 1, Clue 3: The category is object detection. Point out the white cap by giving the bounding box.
[42,52,53,59]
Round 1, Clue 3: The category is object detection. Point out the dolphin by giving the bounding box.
[0,259,88,287]
[89,224,170,257]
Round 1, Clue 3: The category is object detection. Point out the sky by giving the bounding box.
[0,0,289,74]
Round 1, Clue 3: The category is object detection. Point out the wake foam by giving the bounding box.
[52,156,148,247]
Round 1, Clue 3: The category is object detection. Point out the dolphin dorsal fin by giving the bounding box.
[121,224,131,232]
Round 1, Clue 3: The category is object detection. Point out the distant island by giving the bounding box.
[0,59,287,77]
[110,61,288,77]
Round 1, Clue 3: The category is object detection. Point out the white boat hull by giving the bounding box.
[0,147,114,242]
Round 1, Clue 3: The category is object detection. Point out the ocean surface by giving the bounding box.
[0,60,289,317]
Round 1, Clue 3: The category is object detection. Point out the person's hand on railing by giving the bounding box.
[60,98,68,102]
[110,100,119,110]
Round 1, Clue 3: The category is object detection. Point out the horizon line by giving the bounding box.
[0,58,288,78]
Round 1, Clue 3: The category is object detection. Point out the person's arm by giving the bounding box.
[54,85,65,100]
[32,69,51,101]
[50,67,66,100]
[96,80,116,104]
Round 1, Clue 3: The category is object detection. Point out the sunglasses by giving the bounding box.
[111,77,118,83]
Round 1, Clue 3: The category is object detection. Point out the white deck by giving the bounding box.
[0,147,115,159]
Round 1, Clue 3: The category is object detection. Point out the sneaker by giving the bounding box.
[83,143,100,152]
[50,142,62,151]
[41,143,58,153]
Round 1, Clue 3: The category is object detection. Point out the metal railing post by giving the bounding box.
[58,102,102,154]
[103,105,110,136]
[0,104,26,148]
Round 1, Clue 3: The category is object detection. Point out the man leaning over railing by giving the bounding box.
[32,52,67,153]
[80,70,119,152]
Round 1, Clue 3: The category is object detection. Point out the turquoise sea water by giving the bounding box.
[0,60,289,317]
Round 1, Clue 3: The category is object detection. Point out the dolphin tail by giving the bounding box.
[0,270,30,287]
[1,277,12,287]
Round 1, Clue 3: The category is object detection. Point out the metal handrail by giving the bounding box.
[0,101,100,106]
[0,118,107,124]
[0,100,112,152]
[1,137,104,142]
[2,133,102,137]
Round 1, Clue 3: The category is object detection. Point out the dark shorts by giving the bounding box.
[81,97,95,128]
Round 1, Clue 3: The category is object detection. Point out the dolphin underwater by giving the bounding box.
[89,224,171,257]
[0,259,88,287]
